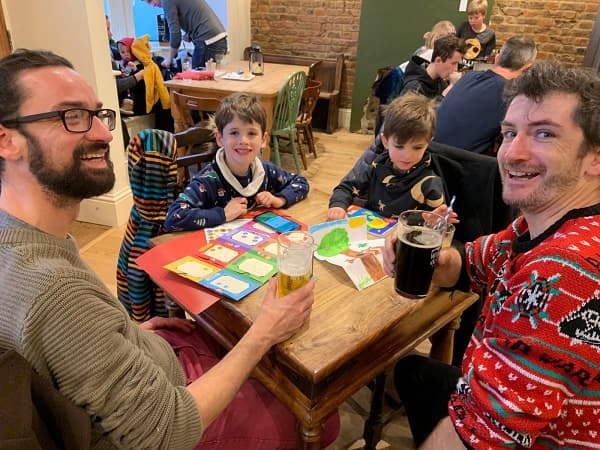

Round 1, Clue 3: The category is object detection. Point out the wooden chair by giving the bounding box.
[307,60,322,81]
[295,79,321,168]
[171,91,221,186]
[270,70,307,173]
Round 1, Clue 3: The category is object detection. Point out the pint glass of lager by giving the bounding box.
[277,231,314,297]
[394,210,446,299]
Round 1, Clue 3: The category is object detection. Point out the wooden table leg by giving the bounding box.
[362,372,387,450]
[299,422,322,450]
[170,91,186,133]
[429,316,461,364]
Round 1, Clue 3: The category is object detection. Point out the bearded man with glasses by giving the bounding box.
[0,49,339,449]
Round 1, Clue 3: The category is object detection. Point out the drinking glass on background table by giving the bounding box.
[277,231,314,297]
[215,52,225,69]
[181,59,192,82]
[394,210,446,299]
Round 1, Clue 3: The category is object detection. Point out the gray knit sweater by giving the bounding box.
[162,0,226,50]
[0,210,202,449]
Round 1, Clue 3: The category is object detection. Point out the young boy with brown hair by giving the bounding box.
[165,93,309,231]
[327,93,445,220]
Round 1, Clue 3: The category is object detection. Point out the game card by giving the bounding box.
[218,228,271,250]
[197,241,244,267]
[199,269,262,301]
[226,250,278,283]
[163,256,220,283]
[203,219,251,242]
[253,237,279,258]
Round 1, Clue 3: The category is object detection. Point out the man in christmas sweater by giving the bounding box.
[383,60,600,449]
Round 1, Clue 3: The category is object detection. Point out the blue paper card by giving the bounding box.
[199,269,262,301]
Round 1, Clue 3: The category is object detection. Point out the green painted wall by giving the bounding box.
[350,1,494,131]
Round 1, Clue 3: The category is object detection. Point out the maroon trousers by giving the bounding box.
[156,328,340,450]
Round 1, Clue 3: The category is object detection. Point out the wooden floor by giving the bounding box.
[74,129,419,450]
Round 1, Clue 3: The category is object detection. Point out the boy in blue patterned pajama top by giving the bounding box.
[165,93,309,231]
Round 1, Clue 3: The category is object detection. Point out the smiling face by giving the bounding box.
[216,114,268,176]
[498,92,594,214]
[381,134,430,171]
[14,67,115,200]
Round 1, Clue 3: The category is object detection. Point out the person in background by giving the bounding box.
[456,0,496,61]
[384,60,600,449]
[400,20,457,72]
[165,93,309,231]
[143,0,227,70]
[434,36,537,155]
[115,37,145,116]
[401,34,466,101]
[0,49,339,449]
[372,20,456,136]
[105,14,121,62]
[328,93,450,221]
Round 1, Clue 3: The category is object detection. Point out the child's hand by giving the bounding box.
[327,207,347,221]
[256,192,286,209]
[432,204,459,224]
[224,197,248,221]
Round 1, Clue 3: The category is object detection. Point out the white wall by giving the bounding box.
[4,0,132,226]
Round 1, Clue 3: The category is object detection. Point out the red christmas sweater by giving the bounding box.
[448,206,600,449]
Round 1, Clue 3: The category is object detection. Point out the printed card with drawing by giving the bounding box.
[346,205,396,237]
[164,256,220,283]
[218,228,271,250]
[309,219,387,291]
[199,270,262,301]
[197,241,244,267]
[226,250,278,284]
[203,219,251,242]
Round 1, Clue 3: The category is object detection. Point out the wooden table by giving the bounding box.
[149,189,477,449]
[165,60,309,161]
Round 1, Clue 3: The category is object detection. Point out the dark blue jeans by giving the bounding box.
[191,37,228,69]
[394,354,461,446]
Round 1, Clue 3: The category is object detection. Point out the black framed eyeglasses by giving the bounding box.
[1,108,116,133]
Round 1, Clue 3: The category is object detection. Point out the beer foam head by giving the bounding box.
[400,227,442,248]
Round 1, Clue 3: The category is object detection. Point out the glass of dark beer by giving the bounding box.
[394,210,446,299]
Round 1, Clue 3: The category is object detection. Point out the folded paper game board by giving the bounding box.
[158,211,303,302]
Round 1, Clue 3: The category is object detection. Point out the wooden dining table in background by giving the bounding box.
[145,189,477,449]
[165,61,309,161]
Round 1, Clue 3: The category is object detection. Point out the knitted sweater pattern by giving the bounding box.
[0,210,202,450]
[449,207,600,449]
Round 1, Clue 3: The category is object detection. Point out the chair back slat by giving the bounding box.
[272,71,307,134]
[297,79,321,125]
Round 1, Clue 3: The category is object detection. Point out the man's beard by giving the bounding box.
[24,130,116,202]
[501,160,582,212]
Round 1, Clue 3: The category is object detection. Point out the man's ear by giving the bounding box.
[0,125,23,162]
[584,146,600,177]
